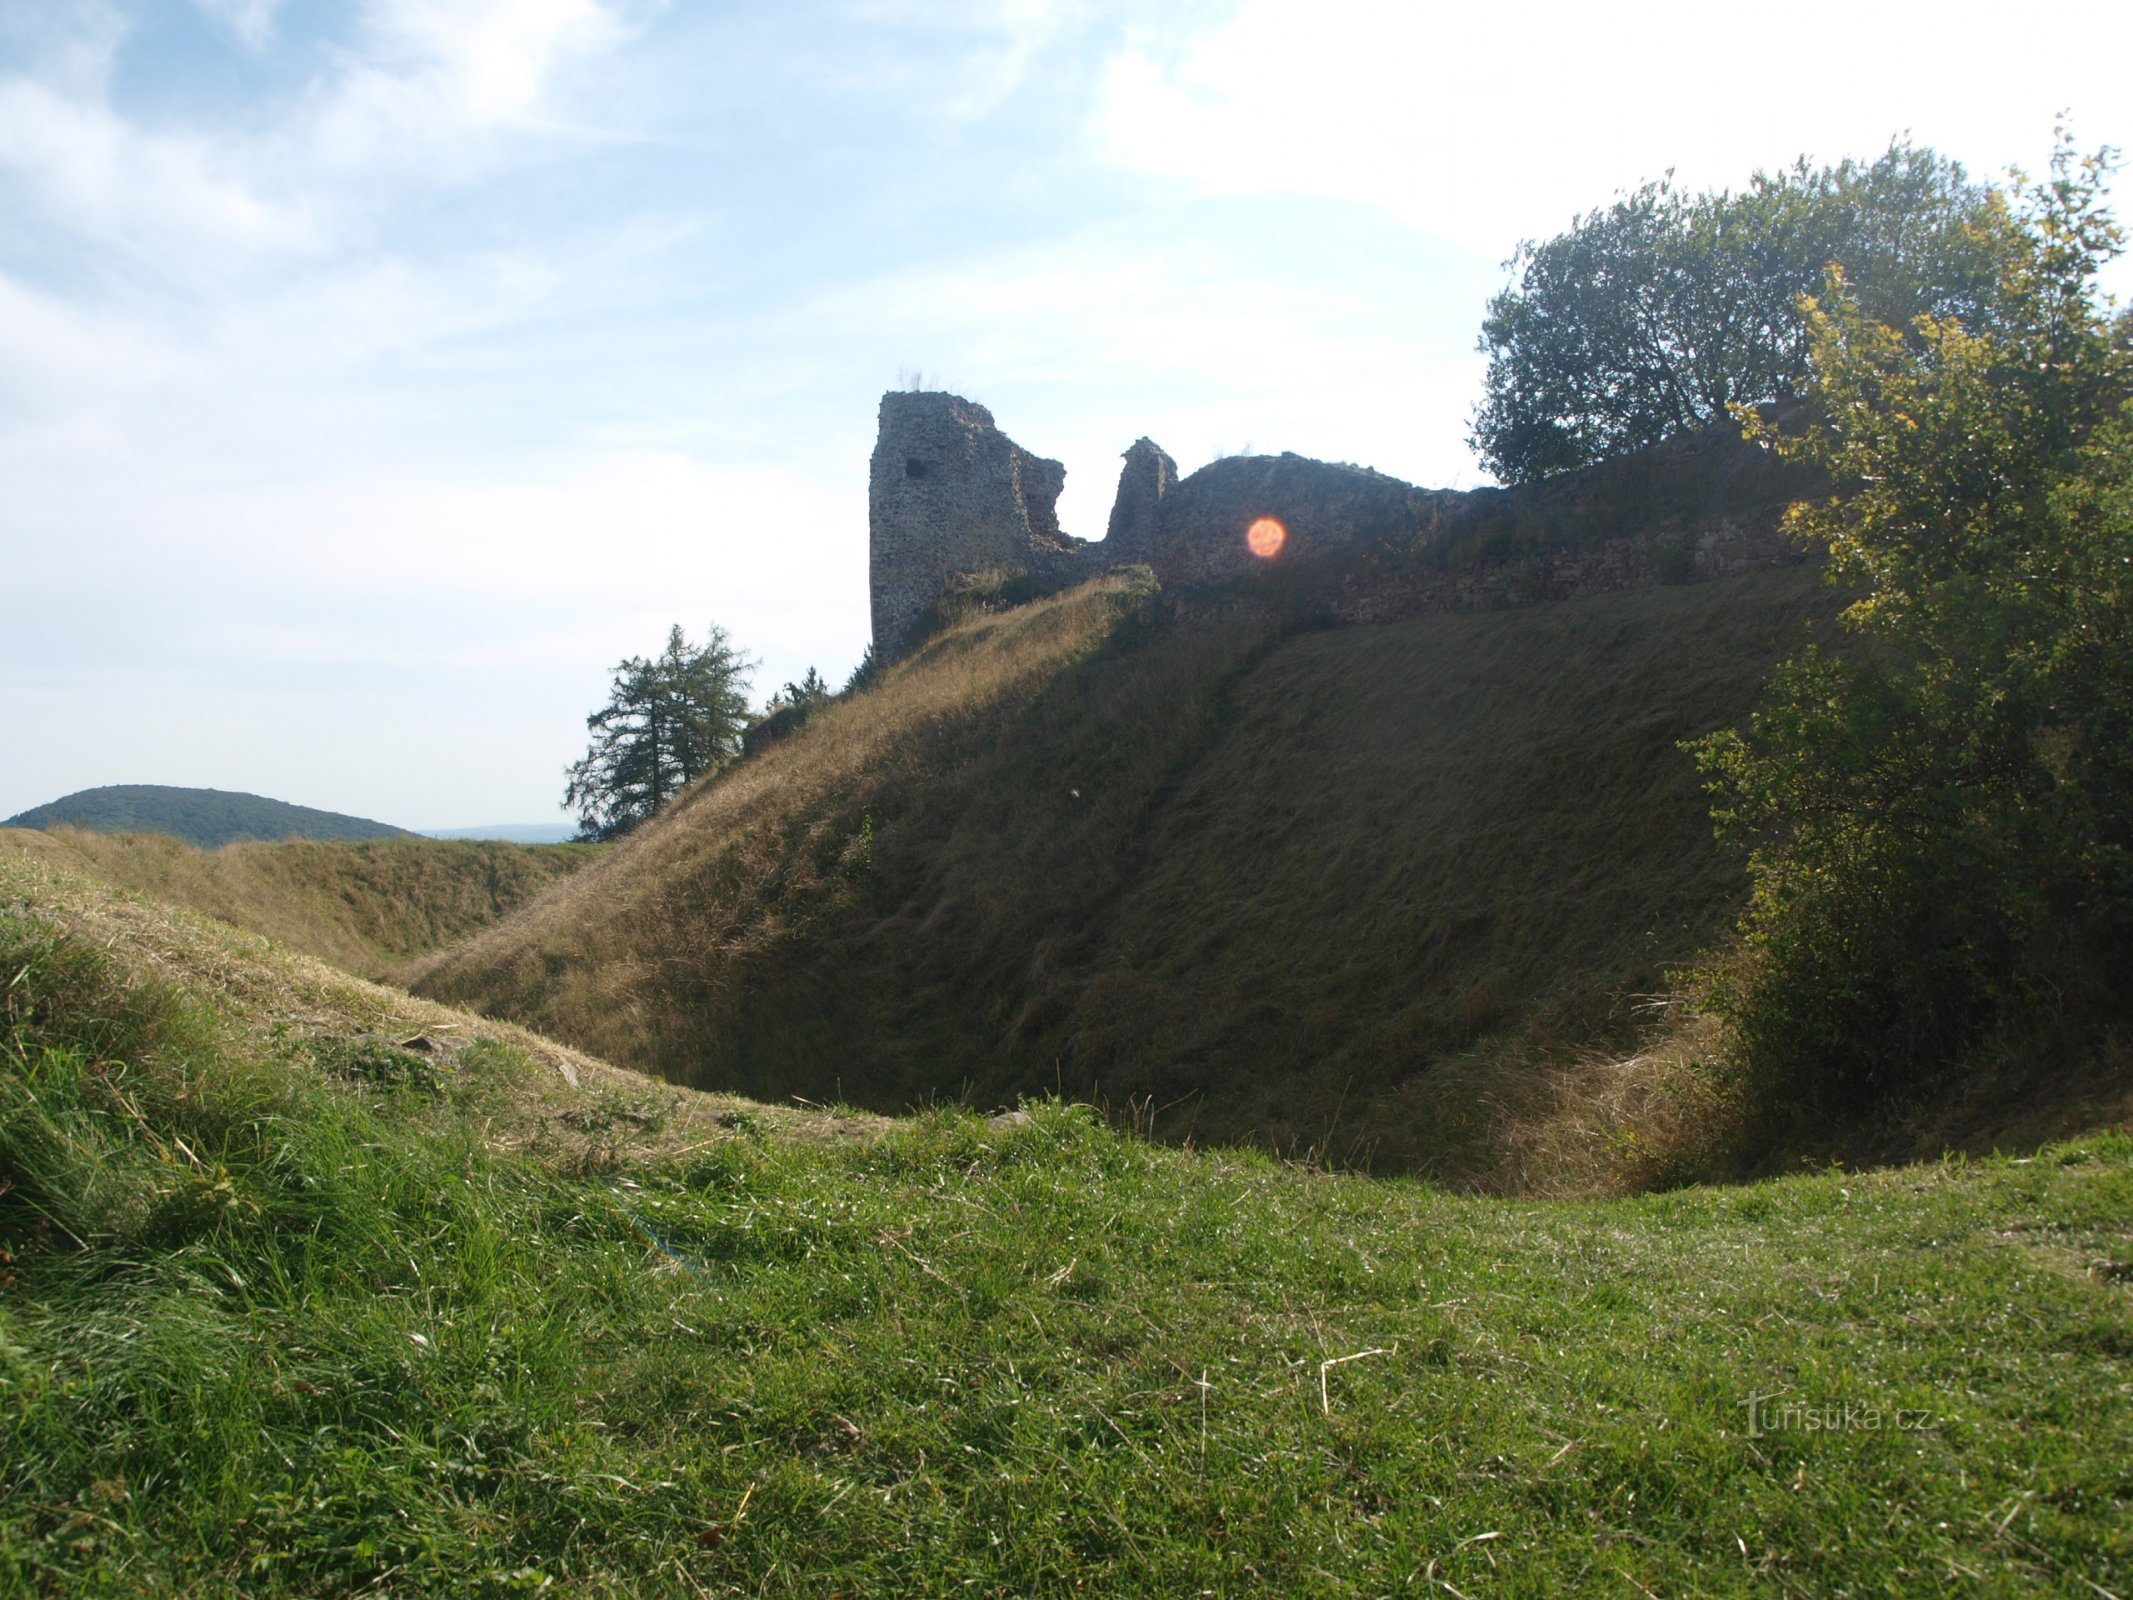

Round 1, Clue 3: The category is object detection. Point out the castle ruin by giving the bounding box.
[867,390,1812,660]
[869,392,1090,657]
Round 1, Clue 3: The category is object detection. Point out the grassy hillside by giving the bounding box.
[5,850,2130,1596]
[4,784,409,847]
[414,564,1845,1180]
[0,829,597,981]
[422,824,580,843]
[408,573,1169,1081]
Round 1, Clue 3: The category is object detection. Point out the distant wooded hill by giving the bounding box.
[4,785,410,848]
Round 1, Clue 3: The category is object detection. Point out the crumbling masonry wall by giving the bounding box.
[866,390,1813,659]
[1142,453,1445,585]
[869,392,1099,657]
[1102,437,1176,564]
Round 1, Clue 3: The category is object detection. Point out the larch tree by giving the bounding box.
[562,624,754,842]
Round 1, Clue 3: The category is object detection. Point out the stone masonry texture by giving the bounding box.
[869,391,1095,657]
[866,390,1819,659]
[1103,437,1177,565]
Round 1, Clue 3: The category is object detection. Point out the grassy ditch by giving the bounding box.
[5,884,2130,1595]
[415,564,1853,1182]
[0,830,597,983]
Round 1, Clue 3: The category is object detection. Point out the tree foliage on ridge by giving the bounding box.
[1471,141,2013,483]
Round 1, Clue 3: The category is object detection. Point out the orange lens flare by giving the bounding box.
[1246,517,1287,559]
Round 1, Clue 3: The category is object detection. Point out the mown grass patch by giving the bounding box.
[5,905,2129,1597]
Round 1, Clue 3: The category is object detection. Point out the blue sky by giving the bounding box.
[2,0,2129,828]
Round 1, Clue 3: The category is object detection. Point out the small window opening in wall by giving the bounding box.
[905,457,928,479]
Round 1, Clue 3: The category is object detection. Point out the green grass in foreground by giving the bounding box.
[3,909,2130,1597]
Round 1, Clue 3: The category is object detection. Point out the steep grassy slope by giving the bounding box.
[0,848,872,1169]
[0,829,596,981]
[3,784,409,846]
[6,851,2131,1596]
[409,575,1165,1052]
[415,565,1843,1176]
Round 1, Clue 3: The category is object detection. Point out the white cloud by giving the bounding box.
[0,4,835,822]
[0,272,192,422]
[16,0,2127,825]
[782,220,1490,534]
[832,0,1091,121]
[939,0,1083,119]
[1098,0,2133,257]
[0,77,317,268]
[189,0,283,51]
[0,0,654,458]
[354,0,628,128]
[289,450,862,625]
[4,430,865,671]
[0,0,636,289]
[0,427,869,822]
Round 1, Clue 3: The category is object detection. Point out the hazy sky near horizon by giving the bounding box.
[2,0,2129,828]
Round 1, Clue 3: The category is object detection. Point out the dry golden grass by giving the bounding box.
[0,827,593,981]
[408,573,1163,1068]
[1408,998,2133,1197]
[1432,1004,1742,1197]
[412,563,1846,1180]
[22,566,2109,1196]
[0,846,883,1166]
[1038,568,1839,1167]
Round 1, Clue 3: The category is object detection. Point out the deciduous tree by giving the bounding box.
[1688,135,2133,1105]
[1471,141,2013,482]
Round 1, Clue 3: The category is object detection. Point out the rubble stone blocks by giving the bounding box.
[1144,453,1446,586]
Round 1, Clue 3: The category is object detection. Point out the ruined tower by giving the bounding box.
[863,390,1813,664]
[868,392,1092,658]
[1103,437,1176,565]
[864,391,1435,656]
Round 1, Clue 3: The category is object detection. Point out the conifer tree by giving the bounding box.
[562,624,753,841]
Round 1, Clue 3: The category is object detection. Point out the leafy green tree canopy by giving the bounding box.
[562,624,754,842]
[1689,133,2133,1104]
[1471,140,2013,483]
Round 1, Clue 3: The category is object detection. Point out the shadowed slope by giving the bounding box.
[413,564,1842,1175]
[1046,567,1841,1165]
[409,575,1166,1063]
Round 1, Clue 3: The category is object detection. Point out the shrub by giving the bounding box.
[1689,135,2133,1109]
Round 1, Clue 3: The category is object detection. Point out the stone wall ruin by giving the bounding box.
[1102,437,1176,565]
[869,392,1095,657]
[865,389,1814,660]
